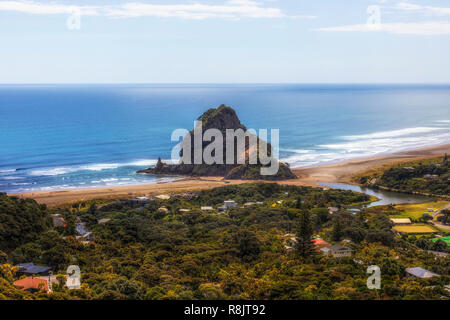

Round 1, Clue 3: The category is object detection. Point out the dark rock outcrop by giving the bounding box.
[138,105,296,180]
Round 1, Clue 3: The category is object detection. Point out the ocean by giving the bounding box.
[1,84,449,193]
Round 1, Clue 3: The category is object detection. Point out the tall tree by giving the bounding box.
[295,211,315,258]
[331,218,344,242]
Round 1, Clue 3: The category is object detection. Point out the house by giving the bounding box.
[179,209,191,213]
[130,197,150,205]
[201,206,214,211]
[321,245,352,258]
[390,218,412,225]
[328,207,339,215]
[427,250,448,258]
[158,207,169,213]
[312,238,331,250]
[405,267,440,279]
[155,194,170,200]
[218,200,238,213]
[16,263,52,276]
[135,197,150,204]
[281,233,297,251]
[13,277,49,293]
[224,200,237,209]
[98,218,111,224]
[75,222,88,236]
[76,232,94,241]
[51,214,66,227]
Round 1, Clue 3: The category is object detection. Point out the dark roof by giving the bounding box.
[17,263,52,274]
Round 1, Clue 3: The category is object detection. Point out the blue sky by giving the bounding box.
[0,0,449,83]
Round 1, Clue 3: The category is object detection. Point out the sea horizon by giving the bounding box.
[1,83,450,193]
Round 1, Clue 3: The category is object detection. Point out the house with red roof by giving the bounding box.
[312,238,331,250]
[13,276,49,293]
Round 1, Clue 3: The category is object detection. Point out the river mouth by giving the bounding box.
[318,182,432,207]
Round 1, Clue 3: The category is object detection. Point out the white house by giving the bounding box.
[224,200,237,209]
[328,207,339,215]
[321,245,352,258]
[390,218,412,225]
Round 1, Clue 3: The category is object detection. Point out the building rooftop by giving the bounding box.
[322,245,351,252]
[16,263,52,275]
[390,218,412,224]
[14,277,49,292]
[405,267,440,279]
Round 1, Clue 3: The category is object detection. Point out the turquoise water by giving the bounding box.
[1,84,450,192]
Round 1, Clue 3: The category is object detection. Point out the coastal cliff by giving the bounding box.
[137,105,296,180]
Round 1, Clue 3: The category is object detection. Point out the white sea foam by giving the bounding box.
[0,169,16,174]
[28,159,163,176]
[282,126,450,168]
[126,159,158,166]
[79,163,120,171]
[2,176,22,180]
[342,127,442,140]
[29,167,77,176]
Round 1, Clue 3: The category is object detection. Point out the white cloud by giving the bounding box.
[106,2,285,19]
[395,2,450,16]
[0,1,99,15]
[0,0,290,20]
[317,21,450,35]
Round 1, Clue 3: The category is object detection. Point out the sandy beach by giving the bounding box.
[11,143,450,206]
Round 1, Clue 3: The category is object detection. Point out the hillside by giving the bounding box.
[359,155,449,196]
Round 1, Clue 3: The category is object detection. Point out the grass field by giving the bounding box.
[391,201,449,220]
[433,236,450,245]
[393,224,438,234]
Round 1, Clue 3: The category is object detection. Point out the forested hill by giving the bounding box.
[359,155,449,196]
[1,183,449,300]
[0,193,52,251]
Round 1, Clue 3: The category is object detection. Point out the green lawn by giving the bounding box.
[390,201,449,220]
[432,236,450,245]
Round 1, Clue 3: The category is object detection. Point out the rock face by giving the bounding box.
[137,105,296,180]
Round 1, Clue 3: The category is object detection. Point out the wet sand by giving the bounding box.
[11,143,450,206]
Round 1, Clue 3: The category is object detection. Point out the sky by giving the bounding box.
[0,0,450,83]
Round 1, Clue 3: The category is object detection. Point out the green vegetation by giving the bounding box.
[0,194,52,251]
[359,155,449,196]
[0,183,449,300]
[433,237,450,246]
[390,201,449,220]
